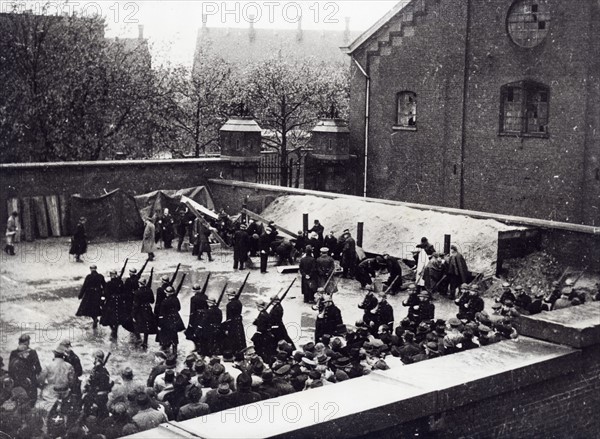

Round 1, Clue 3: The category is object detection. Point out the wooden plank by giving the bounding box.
[241,208,299,239]
[183,199,230,248]
[21,197,35,241]
[45,195,61,237]
[180,195,218,219]
[32,196,49,238]
[58,194,69,236]
[276,265,299,274]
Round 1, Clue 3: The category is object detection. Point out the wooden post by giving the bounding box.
[303,213,309,233]
[444,234,451,254]
[357,222,364,248]
[241,203,247,223]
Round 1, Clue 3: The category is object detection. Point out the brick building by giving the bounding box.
[344,0,599,226]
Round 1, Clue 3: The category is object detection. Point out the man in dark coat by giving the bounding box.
[132,277,158,350]
[185,284,208,352]
[424,253,447,296]
[447,245,469,299]
[308,220,325,242]
[47,383,81,438]
[123,264,146,334]
[157,286,185,355]
[340,230,357,279]
[382,253,403,294]
[158,208,175,249]
[315,296,343,342]
[233,224,250,270]
[221,290,246,354]
[402,284,420,323]
[316,247,335,289]
[69,216,87,262]
[274,240,294,266]
[528,292,545,315]
[268,296,295,349]
[291,231,307,262]
[323,231,339,259]
[355,257,380,288]
[374,293,395,330]
[514,286,532,312]
[252,300,275,364]
[307,233,321,259]
[101,269,127,340]
[246,220,261,257]
[199,297,223,357]
[299,246,318,303]
[76,264,106,328]
[177,207,195,252]
[258,227,276,273]
[358,289,378,329]
[58,340,83,395]
[8,334,42,404]
[194,217,213,261]
[155,275,171,316]
[415,292,435,324]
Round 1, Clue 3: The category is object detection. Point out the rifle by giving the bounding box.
[384,275,401,294]
[266,278,297,311]
[170,263,181,286]
[216,282,228,307]
[147,267,154,287]
[430,275,448,293]
[235,272,251,300]
[322,269,336,295]
[102,352,111,367]
[200,272,211,295]
[175,273,186,296]
[138,258,149,278]
[118,258,129,279]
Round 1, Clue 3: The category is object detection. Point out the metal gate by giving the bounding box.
[258,152,303,188]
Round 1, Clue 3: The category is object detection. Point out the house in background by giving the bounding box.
[344,0,599,226]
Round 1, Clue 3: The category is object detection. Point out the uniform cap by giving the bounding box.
[192,284,202,291]
[502,282,510,288]
[129,268,137,274]
[227,289,237,297]
[89,264,97,270]
[514,285,524,291]
[448,318,461,327]
[320,247,329,253]
[161,275,170,282]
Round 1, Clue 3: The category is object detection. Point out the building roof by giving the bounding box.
[194,25,361,70]
[342,0,411,54]
[312,119,349,134]
[220,117,262,133]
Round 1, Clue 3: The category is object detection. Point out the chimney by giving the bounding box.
[249,14,256,42]
[138,24,144,40]
[344,17,350,44]
[296,15,303,42]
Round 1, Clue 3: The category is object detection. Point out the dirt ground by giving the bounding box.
[0,238,484,385]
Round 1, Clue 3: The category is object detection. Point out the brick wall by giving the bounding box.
[349,0,600,225]
[0,158,242,228]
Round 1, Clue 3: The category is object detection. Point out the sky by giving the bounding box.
[97,1,405,67]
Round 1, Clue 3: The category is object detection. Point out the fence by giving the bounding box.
[257,151,304,188]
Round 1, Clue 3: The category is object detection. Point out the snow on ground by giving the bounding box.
[261,195,525,274]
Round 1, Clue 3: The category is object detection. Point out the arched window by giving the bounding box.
[396,91,417,128]
[500,81,549,135]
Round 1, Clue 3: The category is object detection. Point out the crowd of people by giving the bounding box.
[3,209,599,439]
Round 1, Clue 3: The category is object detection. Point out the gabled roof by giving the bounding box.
[194,26,361,70]
[341,0,411,54]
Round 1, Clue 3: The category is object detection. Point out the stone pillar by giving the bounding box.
[219,117,262,183]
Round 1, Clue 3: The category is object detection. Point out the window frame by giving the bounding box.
[393,91,418,131]
[499,80,550,138]
[506,0,551,49]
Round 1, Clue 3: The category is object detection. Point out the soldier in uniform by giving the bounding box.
[340,229,357,279]
[201,297,223,356]
[402,284,420,323]
[252,300,275,364]
[374,293,395,330]
[100,269,126,340]
[132,277,158,350]
[299,245,318,303]
[122,265,146,335]
[76,264,106,328]
[316,247,335,288]
[154,275,171,316]
[415,291,435,324]
[185,284,208,353]
[233,224,250,270]
[156,286,185,356]
[315,295,343,342]
[268,295,295,349]
[221,289,246,354]
[47,383,81,439]
[82,350,113,419]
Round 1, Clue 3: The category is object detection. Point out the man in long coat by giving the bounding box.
[199,297,223,356]
[157,286,185,355]
[100,269,127,340]
[447,245,469,299]
[76,264,106,328]
[382,253,403,294]
[233,224,250,270]
[423,253,447,296]
[268,296,295,349]
[142,218,156,261]
[299,246,318,303]
[193,217,213,261]
[221,289,246,354]
[185,284,209,352]
[340,230,357,279]
[316,247,335,289]
[69,216,87,262]
[132,277,158,350]
[315,296,343,342]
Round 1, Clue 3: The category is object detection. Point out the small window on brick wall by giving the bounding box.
[507,0,550,48]
[396,91,417,128]
[500,81,549,136]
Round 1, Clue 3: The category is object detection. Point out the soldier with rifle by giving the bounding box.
[200,285,225,356]
[157,274,186,356]
[123,258,149,336]
[316,247,336,288]
[315,294,343,342]
[185,274,214,355]
[252,298,276,364]
[132,268,158,350]
[373,292,395,332]
[267,279,297,349]
[221,273,249,354]
[155,264,180,316]
[100,259,129,340]
[76,264,106,329]
[82,350,113,419]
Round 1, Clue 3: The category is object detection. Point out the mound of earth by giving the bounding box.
[261,195,524,274]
